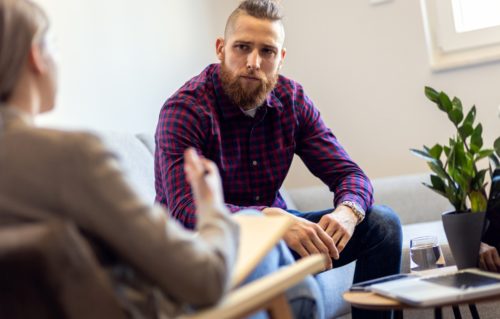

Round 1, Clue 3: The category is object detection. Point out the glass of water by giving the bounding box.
[410,235,446,272]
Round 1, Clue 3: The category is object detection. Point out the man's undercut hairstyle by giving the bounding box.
[225,0,284,38]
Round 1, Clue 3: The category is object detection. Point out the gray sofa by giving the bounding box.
[99,131,499,319]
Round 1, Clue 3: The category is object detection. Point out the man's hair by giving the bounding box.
[225,0,284,38]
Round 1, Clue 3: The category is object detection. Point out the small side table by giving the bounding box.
[343,291,488,319]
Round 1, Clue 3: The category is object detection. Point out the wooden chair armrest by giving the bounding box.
[182,254,328,319]
[0,222,125,319]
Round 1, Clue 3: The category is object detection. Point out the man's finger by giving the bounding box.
[310,231,334,268]
[291,242,309,258]
[317,227,338,259]
[301,237,321,255]
[337,234,351,254]
[302,236,333,269]
[324,220,338,237]
[331,229,344,246]
[318,217,329,231]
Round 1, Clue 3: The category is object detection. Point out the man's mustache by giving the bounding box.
[239,71,266,82]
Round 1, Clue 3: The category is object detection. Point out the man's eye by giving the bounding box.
[262,48,276,57]
[235,44,249,51]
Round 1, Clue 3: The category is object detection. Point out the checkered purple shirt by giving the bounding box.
[155,64,373,229]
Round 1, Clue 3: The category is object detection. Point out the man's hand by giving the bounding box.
[262,207,337,269]
[318,205,357,254]
[184,148,224,209]
[479,242,500,273]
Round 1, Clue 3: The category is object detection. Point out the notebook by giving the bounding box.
[370,268,500,306]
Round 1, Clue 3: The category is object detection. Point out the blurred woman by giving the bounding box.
[0,0,322,318]
[0,0,239,316]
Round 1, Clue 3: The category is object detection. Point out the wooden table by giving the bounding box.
[343,290,500,319]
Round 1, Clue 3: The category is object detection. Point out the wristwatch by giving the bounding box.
[340,201,366,225]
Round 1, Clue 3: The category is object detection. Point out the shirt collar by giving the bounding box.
[211,64,283,119]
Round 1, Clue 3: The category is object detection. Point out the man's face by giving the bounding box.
[216,14,286,110]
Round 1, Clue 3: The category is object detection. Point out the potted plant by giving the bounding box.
[410,86,500,269]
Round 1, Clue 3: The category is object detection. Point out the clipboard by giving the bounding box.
[230,214,293,288]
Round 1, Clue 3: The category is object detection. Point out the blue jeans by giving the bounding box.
[239,211,324,319]
[287,205,403,319]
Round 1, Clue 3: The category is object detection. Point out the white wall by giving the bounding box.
[36,0,220,133]
[36,0,500,188]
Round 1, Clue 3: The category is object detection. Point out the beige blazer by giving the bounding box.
[0,107,239,316]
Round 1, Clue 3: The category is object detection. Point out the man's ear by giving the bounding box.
[28,44,47,75]
[278,47,287,70]
[215,37,225,62]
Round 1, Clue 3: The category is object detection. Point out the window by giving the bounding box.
[452,0,500,33]
[420,0,500,71]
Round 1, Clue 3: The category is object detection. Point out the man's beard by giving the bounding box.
[220,62,278,110]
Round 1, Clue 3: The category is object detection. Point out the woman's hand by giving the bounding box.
[184,148,224,209]
[479,242,500,273]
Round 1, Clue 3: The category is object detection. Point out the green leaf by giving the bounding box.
[410,149,436,162]
[458,124,474,140]
[444,182,462,211]
[429,144,443,159]
[449,137,456,148]
[448,108,464,126]
[423,182,447,198]
[430,174,446,193]
[454,141,467,166]
[462,151,475,178]
[463,105,476,127]
[438,92,453,113]
[475,149,494,161]
[449,166,469,193]
[470,191,488,212]
[424,86,440,103]
[470,124,483,153]
[452,97,463,112]
[472,169,488,190]
[495,137,500,157]
[428,161,448,180]
[443,146,451,156]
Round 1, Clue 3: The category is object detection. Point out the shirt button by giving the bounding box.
[252,160,258,166]
[255,196,260,201]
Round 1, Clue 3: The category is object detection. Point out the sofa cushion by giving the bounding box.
[95,131,156,205]
[372,174,453,224]
[136,132,155,155]
[286,174,453,225]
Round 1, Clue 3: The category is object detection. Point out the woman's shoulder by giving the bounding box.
[6,126,105,157]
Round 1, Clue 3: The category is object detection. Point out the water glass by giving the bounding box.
[410,235,446,272]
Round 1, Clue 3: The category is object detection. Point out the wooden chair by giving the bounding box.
[184,254,326,319]
[0,220,327,319]
[0,222,125,319]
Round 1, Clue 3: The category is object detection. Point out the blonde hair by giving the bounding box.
[0,0,48,103]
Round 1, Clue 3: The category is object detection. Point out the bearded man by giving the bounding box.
[154,1,402,318]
